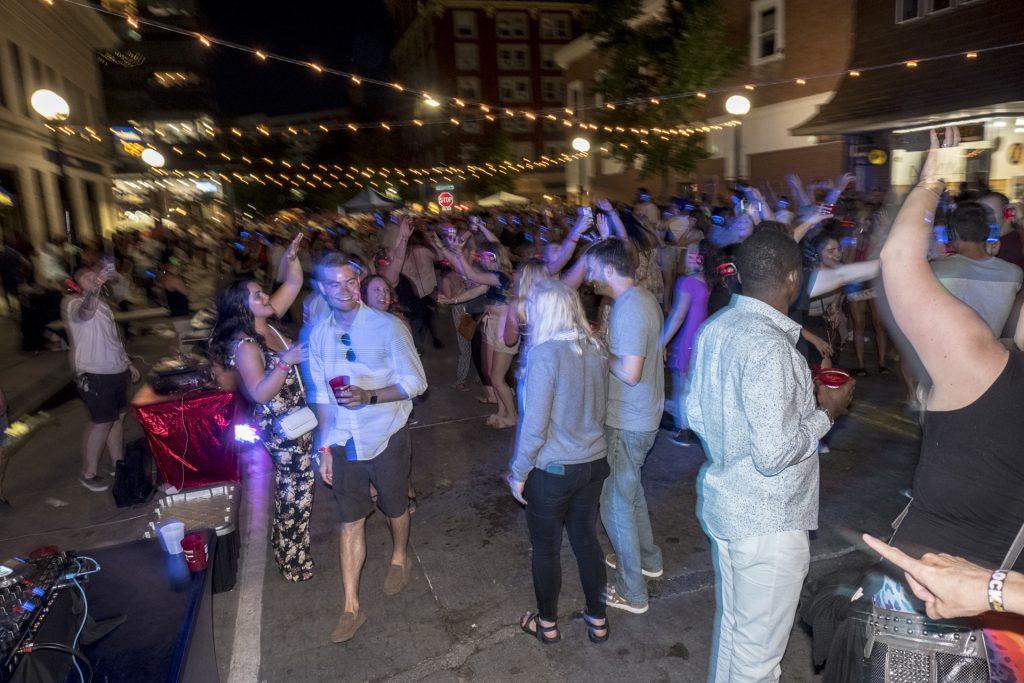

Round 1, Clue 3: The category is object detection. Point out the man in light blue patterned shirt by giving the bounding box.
[686,230,854,682]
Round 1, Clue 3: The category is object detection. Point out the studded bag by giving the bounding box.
[862,502,1024,683]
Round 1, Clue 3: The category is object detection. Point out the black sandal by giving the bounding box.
[878,366,892,376]
[577,611,609,644]
[520,612,560,644]
[853,367,868,377]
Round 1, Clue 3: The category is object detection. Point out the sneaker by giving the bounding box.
[603,584,649,614]
[79,475,109,492]
[604,553,663,579]
[669,429,696,447]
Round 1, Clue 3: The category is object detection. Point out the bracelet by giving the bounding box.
[274,360,290,373]
[915,182,945,197]
[989,570,1008,612]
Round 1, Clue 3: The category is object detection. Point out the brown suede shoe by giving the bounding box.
[330,611,367,643]
[383,560,411,596]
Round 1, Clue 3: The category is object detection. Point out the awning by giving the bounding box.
[477,191,530,207]
[341,187,402,213]
[794,35,1024,136]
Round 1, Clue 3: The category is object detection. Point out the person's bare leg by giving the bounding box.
[388,510,410,566]
[870,299,890,369]
[491,350,517,425]
[850,300,866,369]
[340,518,367,615]
[479,340,497,405]
[82,422,113,478]
[106,414,126,468]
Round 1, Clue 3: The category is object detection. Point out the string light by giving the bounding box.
[255,50,267,61]
[744,84,755,91]
[196,33,211,47]
[965,51,978,59]
[849,70,861,77]
[905,60,918,68]
[795,78,807,85]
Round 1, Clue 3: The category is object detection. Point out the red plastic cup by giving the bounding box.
[181,532,208,572]
[329,375,350,403]
[818,369,851,389]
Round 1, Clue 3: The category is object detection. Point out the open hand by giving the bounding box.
[506,473,527,505]
[919,125,960,185]
[284,234,304,262]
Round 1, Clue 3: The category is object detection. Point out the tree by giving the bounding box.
[588,0,741,192]
[462,128,516,199]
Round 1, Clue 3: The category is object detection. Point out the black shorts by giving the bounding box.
[330,427,411,523]
[77,371,130,424]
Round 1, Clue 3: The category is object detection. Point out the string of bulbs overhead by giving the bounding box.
[42,0,1024,138]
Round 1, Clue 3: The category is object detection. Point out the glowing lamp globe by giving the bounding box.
[141,148,166,168]
[571,137,591,153]
[31,89,70,121]
[724,95,751,116]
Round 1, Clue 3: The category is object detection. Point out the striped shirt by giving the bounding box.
[303,303,427,460]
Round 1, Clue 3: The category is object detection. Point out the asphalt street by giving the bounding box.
[0,313,919,682]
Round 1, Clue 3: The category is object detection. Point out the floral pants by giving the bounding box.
[269,434,315,582]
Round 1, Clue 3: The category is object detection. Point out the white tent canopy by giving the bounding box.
[477,191,530,207]
[341,186,402,213]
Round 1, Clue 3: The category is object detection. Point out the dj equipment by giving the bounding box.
[0,552,79,681]
[149,356,214,395]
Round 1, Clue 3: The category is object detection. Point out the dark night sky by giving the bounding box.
[201,0,396,117]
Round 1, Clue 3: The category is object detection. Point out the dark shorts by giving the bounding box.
[330,427,411,523]
[77,371,130,424]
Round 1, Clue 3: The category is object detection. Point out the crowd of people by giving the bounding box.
[15,123,1023,678]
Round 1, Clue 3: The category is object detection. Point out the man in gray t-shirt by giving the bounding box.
[932,201,1023,336]
[585,237,665,614]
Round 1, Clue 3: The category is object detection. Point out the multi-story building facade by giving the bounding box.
[0,0,119,250]
[794,0,1024,198]
[389,0,587,181]
[556,0,856,201]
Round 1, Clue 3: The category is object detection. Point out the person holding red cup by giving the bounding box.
[305,247,427,644]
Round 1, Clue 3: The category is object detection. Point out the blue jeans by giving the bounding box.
[600,427,662,603]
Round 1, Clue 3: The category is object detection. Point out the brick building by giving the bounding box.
[555,0,856,201]
[794,0,1024,198]
[388,0,587,183]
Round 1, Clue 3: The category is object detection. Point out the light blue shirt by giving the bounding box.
[685,295,831,540]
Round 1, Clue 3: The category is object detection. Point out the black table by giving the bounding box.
[74,535,218,682]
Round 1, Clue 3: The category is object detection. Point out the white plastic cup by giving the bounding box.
[157,520,186,554]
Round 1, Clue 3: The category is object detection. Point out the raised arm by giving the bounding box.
[879,126,1008,409]
[808,260,879,299]
[792,212,828,243]
[378,216,413,287]
[545,212,590,276]
[786,173,812,209]
[269,234,304,317]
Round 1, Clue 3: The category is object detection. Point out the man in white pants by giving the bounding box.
[686,230,854,681]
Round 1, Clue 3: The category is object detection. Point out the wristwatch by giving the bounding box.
[369,392,379,405]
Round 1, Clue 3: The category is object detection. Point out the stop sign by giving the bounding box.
[438,191,454,208]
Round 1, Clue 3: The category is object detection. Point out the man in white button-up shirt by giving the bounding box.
[686,230,854,683]
[304,250,427,644]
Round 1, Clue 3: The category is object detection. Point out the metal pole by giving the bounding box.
[578,156,584,205]
[733,125,743,182]
[53,130,77,271]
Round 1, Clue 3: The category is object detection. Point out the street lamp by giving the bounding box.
[141,148,167,230]
[724,95,751,182]
[31,89,76,269]
[571,137,590,204]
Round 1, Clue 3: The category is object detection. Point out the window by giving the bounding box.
[30,56,42,90]
[453,10,477,38]
[897,0,919,21]
[8,43,28,116]
[750,0,784,64]
[501,117,533,133]
[540,13,571,39]
[541,77,564,103]
[456,76,481,100]
[33,170,51,236]
[927,0,952,11]
[498,77,531,102]
[497,45,529,70]
[496,12,529,38]
[540,45,560,70]
[455,44,479,70]
[511,141,535,160]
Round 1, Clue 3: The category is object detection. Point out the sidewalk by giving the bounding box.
[0,316,72,419]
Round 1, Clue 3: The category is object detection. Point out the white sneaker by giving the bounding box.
[79,475,109,492]
[603,584,649,614]
[604,553,663,579]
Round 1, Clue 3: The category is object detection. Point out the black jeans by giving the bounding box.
[524,458,610,622]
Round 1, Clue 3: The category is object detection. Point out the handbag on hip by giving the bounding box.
[456,313,478,341]
[267,325,318,440]
[862,501,1024,682]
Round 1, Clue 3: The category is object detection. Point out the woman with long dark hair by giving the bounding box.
[209,234,314,582]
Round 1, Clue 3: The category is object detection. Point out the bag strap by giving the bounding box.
[266,325,305,395]
[1000,519,1024,571]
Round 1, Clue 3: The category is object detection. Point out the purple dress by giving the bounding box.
[667,276,710,373]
